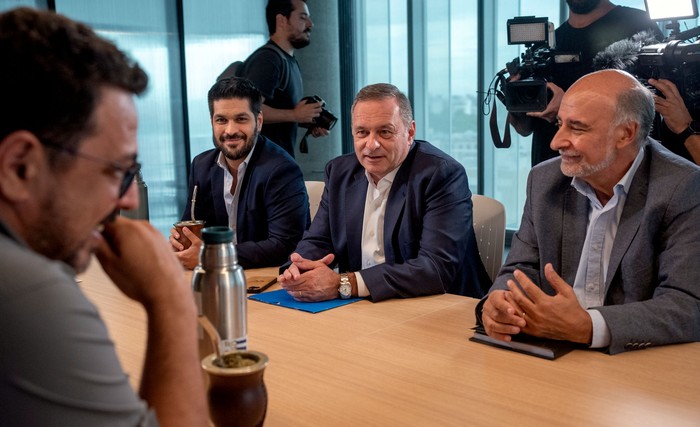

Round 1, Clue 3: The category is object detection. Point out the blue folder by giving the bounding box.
[248,289,363,313]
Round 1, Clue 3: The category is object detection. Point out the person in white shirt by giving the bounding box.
[279,83,490,302]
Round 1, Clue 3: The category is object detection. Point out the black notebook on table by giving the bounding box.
[469,325,579,360]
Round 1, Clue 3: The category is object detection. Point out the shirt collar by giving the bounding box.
[572,146,645,202]
[365,167,399,190]
[215,138,257,172]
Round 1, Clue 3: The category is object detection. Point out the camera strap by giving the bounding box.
[299,128,312,154]
[489,74,512,149]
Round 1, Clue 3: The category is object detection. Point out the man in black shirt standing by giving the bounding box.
[509,0,662,166]
[238,0,329,157]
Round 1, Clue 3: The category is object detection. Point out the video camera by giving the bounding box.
[593,0,700,110]
[499,17,581,113]
[635,39,700,110]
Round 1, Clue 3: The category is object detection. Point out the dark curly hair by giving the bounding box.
[266,0,306,35]
[208,77,263,118]
[0,7,148,165]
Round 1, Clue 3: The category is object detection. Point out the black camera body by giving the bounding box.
[635,40,700,110]
[504,46,556,113]
[301,95,338,130]
[593,28,700,111]
[500,17,581,113]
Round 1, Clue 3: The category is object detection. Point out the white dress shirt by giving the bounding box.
[216,143,256,244]
[354,168,399,297]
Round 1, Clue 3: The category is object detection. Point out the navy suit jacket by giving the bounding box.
[182,135,309,269]
[481,140,700,354]
[294,140,491,301]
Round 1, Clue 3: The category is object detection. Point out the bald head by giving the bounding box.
[551,69,654,199]
[566,69,654,146]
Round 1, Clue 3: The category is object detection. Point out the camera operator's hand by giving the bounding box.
[294,98,323,125]
[507,72,522,83]
[648,78,692,134]
[526,82,564,123]
[507,112,534,137]
[310,126,329,137]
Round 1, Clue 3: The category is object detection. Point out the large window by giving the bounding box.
[4,0,698,240]
[52,1,188,237]
[354,0,681,232]
[355,0,552,227]
[182,0,267,159]
[487,1,565,229]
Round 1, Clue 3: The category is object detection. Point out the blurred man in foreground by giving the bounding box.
[0,8,207,425]
[479,70,700,354]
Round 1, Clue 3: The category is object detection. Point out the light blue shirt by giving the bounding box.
[571,147,645,348]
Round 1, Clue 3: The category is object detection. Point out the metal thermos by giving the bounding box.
[120,170,149,220]
[192,226,247,355]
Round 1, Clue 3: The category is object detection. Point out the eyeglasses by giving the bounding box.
[41,141,141,198]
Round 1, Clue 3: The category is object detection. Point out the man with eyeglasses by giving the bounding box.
[0,8,207,426]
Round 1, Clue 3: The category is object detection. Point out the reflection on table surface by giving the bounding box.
[78,259,700,427]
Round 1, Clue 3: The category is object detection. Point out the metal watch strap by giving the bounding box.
[339,273,352,299]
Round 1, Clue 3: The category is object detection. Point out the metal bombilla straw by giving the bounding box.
[198,315,222,359]
[191,185,198,221]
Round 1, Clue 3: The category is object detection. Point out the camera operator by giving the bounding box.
[236,0,329,158]
[647,78,700,165]
[509,0,662,167]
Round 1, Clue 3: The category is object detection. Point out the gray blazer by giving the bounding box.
[487,139,700,354]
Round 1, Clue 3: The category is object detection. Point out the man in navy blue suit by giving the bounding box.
[170,77,309,269]
[279,83,490,301]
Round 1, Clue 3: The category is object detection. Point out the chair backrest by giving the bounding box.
[471,194,506,282]
[305,181,325,221]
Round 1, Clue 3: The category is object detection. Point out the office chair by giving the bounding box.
[472,194,506,282]
[305,180,325,221]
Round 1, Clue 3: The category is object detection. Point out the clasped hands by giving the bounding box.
[278,252,340,302]
[482,263,592,345]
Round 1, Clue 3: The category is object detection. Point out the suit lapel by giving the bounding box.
[345,169,368,268]
[383,172,408,265]
[561,186,588,285]
[606,151,649,290]
[235,137,264,230]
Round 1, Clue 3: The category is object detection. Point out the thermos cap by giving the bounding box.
[201,226,234,244]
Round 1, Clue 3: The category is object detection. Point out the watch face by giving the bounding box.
[339,275,351,298]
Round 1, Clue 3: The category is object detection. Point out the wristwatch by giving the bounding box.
[678,120,700,142]
[338,273,352,299]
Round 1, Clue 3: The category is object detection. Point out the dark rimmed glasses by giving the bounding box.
[41,141,141,197]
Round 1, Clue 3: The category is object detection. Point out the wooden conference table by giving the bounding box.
[78,260,700,427]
